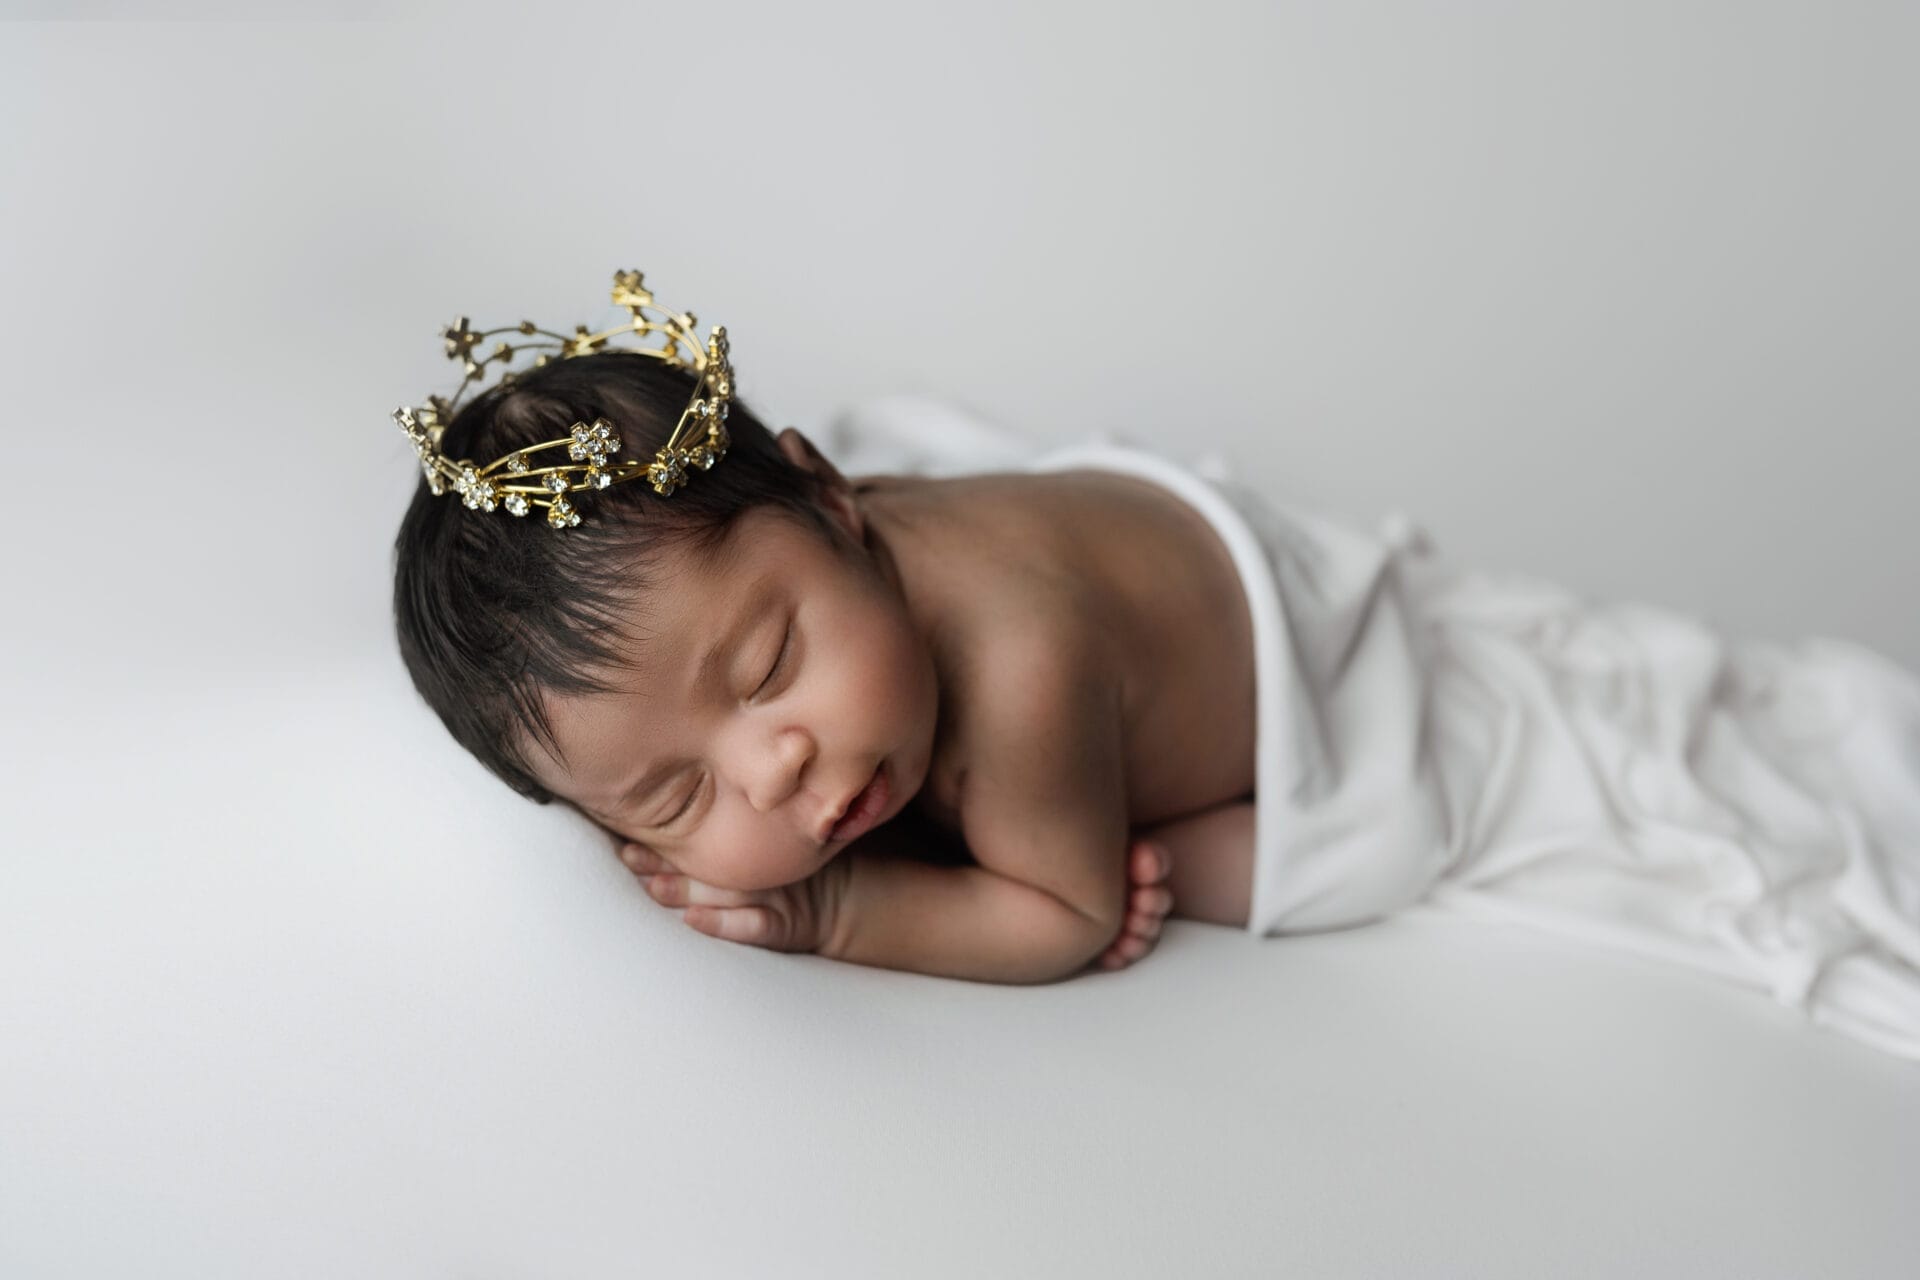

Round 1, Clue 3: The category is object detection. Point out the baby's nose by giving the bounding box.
[744,725,814,813]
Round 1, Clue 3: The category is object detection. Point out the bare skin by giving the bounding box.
[533,428,1260,982]
[848,461,1263,949]
[621,831,1180,970]
[1137,800,1256,927]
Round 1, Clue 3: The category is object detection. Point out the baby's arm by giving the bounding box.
[823,639,1132,984]
[819,855,1109,983]
[809,804,1173,972]
[623,811,1172,974]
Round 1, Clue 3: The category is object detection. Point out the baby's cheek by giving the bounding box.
[695,807,800,892]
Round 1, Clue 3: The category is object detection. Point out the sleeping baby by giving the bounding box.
[392,271,1920,1057]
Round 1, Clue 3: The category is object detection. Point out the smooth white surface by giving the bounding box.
[4,6,1918,1277]
[7,662,1920,1278]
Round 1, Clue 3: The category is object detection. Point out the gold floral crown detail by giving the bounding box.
[391,269,733,529]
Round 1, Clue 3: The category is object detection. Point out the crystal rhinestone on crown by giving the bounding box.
[391,269,736,530]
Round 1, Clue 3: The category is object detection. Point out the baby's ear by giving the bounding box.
[773,427,846,484]
[774,427,863,539]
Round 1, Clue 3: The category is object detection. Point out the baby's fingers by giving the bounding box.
[643,873,759,910]
[684,905,778,947]
[684,904,816,953]
[620,843,678,876]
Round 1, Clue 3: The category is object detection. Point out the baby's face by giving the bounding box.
[531,495,939,893]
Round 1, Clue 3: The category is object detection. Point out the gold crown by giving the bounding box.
[391,268,734,529]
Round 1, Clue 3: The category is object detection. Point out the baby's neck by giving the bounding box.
[854,472,972,685]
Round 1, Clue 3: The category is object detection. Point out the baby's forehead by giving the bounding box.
[645,506,835,614]
[530,506,835,755]
[646,502,820,585]
[522,664,671,803]
[547,559,792,715]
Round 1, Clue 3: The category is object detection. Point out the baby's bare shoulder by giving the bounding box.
[889,469,1177,798]
[899,471,1143,601]
[891,466,1256,831]
[945,582,1131,928]
[912,568,1117,830]
[942,574,1121,788]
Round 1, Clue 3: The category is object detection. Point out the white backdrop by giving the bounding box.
[4,5,1917,1277]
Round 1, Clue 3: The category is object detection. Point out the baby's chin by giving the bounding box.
[880,746,935,827]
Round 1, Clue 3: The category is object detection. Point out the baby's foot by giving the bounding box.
[1094,838,1175,972]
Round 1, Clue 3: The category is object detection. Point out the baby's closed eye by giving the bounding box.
[664,778,704,824]
[752,620,795,698]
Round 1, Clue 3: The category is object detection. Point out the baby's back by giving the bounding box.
[860,467,1257,827]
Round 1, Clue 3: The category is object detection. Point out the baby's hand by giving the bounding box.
[1092,838,1175,973]
[620,843,847,955]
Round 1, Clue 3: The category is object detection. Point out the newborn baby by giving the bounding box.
[394,274,1920,1056]
[394,341,1254,983]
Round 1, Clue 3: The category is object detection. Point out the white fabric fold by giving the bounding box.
[829,399,1920,1062]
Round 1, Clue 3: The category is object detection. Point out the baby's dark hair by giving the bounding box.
[391,351,833,805]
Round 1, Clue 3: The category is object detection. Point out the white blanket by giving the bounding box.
[829,396,1920,1063]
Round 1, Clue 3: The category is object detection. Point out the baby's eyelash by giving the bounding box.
[666,776,702,824]
[753,622,793,696]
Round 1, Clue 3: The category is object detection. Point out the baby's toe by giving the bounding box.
[1129,841,1171,885]
[1124,890,1172,927]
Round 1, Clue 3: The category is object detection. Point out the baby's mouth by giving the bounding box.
[825,760,889,845]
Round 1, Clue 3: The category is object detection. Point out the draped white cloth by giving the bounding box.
[828,399,1920,1062]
